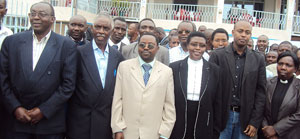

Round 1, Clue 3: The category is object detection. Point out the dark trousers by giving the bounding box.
[185,100,199,139]
[4,132,64,139]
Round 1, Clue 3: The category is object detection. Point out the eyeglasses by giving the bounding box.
[29,12,51,18]
[138,43,156,49]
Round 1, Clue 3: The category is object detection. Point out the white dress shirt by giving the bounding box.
[0,25,13,50]
[187,57,203,101]
[32,31,51,70]
[93,40,109,88]
[169,44,209,63]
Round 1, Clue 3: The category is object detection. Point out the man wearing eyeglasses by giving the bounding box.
[111,32,175,139]
[169,21,209,64]
[0,2,77,139]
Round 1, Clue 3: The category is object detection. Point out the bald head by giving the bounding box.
[234,20,252,30]
[68,15,88,41]
[204,29,214,50]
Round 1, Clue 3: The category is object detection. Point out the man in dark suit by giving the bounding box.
[0,2,77,139]
[209,20,266,139]
[66,14,124,139]
[108,17,127,53]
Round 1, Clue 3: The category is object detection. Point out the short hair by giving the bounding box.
[279,41,293,48]
[277,51,299,69]
[138,18,155,29]
[211,28,229,41]
[186,31,206,44]
[113,17,126,23]
[94,13,113,28]
[30,2,55,17]
[155,27,166,36]
[178,21,196,32]
[138,32,159,46]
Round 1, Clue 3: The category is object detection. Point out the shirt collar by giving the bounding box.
[138,56,155,68]
[188,57,203,65]
[232,43,247,56]
[33,30,51,43]
[92,39,109,53]
[108,38,121,47]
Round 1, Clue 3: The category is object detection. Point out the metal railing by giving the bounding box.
[146,3,217,23]
[4,0,30,33]
[97,0,140,21]
[293,15,300,34]
[223,8,286,30]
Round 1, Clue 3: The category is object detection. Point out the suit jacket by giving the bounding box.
[111,58,176,139]
[169,57,222,139]
[262,77,300,139]
[121,42,169,65]
[209,43,266,131]
[0,30,77,134]
[67,42,124,139]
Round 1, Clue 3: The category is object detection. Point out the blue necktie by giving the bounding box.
[142,63,152,85]
[112,45,118,50]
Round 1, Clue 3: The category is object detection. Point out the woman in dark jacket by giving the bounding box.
[261,51,300,139]
[169,32,222,139]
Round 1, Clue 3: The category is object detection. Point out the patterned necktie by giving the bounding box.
[142,63,152,85]
[112,45,118,50]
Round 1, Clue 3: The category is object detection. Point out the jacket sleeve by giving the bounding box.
[0,36,21,114]
[111,63,127,133]
[38,40,77,119]
[249,55,266,128]
[159,69,176,138]
[273,91,300,137]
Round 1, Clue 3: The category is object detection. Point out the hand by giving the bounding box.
[14,107,31,123]
[28,107,43,124]
[244,125,257,137]
[115,132,124,139]
[262,126,277,138]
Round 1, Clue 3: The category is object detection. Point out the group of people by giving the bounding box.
[0,1,299,139]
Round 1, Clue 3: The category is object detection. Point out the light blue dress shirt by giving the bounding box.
[138,56,155,74]
[92,40,109,88]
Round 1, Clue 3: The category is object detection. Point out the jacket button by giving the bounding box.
[47,71,51,75]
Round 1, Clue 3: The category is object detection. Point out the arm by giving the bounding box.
[111,64,127,133]
[273,92,300,136]
[248,56,266,128]
[0,37,21,114]
[38,41,77,119]
[158,70,176,138]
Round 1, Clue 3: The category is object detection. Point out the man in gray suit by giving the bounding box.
[122,18,169,65]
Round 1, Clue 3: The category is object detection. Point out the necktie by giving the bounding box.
[142,63,152,85]
[112,45,118,50]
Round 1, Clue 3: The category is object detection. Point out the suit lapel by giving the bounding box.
[200,59,209,98]
[20,31,33,79]
[179,58,188,97]
[268,78,278,103]
[103,46,118,91]
[145,61,161,90]
[130,58,145,88]
[30,32,59,81]
[242,48,253,83]
[81,42,103,91]
[225,45,236,82]
[279,77,299,111]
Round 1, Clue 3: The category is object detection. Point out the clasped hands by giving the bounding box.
[14,107,44,124]
[262,126,278,139]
